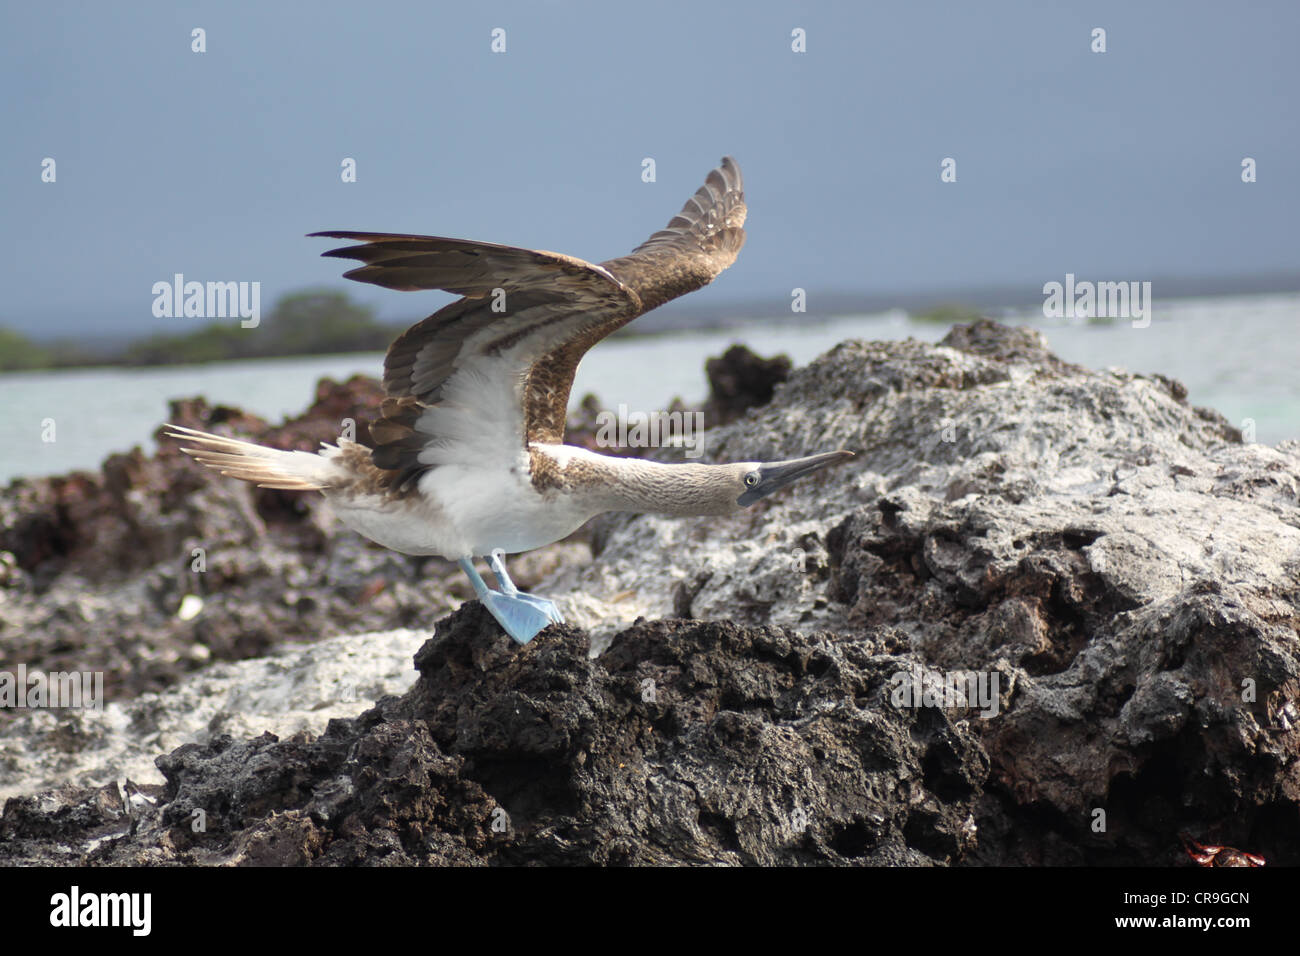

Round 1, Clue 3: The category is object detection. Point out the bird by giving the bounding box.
[166,157,854,645]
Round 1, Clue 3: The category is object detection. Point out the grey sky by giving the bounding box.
[3,0,1296,338]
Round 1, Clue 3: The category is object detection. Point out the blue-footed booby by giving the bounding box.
[166,157,853,644]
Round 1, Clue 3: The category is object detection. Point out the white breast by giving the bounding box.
[324,455,591,559]
[420,459,591,555]
[324,357,597,558]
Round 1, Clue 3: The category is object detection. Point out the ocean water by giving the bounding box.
[1,293,1295,485]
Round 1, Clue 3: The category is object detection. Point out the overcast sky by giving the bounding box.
[3,0,1296,338]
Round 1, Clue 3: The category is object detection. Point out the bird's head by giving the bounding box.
[729,450,856,509]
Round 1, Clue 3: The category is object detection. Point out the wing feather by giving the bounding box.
[312,156,746,492]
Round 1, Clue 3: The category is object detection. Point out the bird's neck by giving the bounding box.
[532,446,736,517]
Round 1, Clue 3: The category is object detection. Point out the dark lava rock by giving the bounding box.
[702,344,791,426]
[526,320,1300,865]
[0,605,984,865]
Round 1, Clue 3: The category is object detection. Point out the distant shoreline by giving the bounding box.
[7,280,1299,376]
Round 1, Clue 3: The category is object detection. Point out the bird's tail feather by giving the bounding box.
[164,424,334,491]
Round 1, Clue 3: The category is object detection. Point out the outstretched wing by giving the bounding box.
[312,156,746,491]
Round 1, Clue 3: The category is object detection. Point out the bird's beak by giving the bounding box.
[737,450,855,506]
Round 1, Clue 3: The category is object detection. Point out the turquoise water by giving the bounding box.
[1,293,1295,484]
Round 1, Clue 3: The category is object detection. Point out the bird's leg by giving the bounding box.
[457,557,554,645]
[457,558,493,599]
[488,549,565,625]
[486,549,520,596]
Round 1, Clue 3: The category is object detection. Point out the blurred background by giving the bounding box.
[2,0,1297,480]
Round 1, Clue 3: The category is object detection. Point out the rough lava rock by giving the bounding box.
[2,322,1297,866]
[0,605,984,865]
[547,320,1300,863]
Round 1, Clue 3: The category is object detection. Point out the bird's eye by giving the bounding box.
[744,473,759,487]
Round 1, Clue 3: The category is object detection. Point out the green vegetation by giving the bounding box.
[0,327,53,371]
[0,289,403,372]
[0,328,98,372]
[124,289,395,365]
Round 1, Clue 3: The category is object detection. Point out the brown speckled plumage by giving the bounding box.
[333,439,412,501]
[527,446,611,495]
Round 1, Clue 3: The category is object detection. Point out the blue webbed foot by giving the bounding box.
[459,556,561,645]
[509,591,565,624]
[484,549,565,630]
[481,590,555,645]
